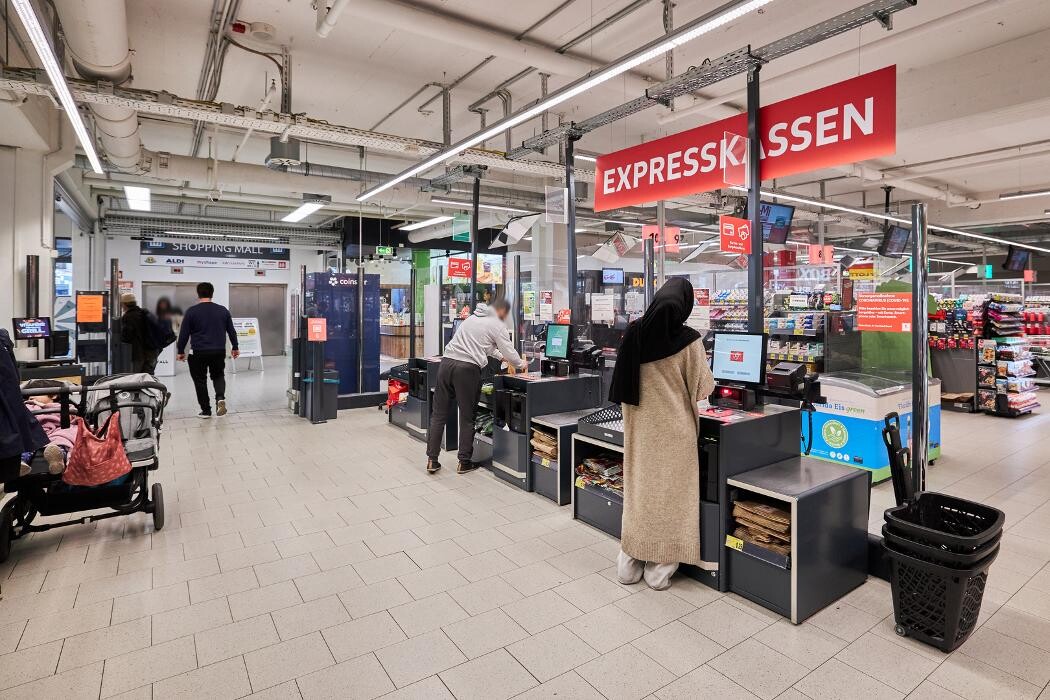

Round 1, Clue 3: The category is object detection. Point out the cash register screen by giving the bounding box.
[711,332,766,385]
[544,324,571,360]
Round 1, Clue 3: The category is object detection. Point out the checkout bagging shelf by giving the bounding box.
[530,409,596,506]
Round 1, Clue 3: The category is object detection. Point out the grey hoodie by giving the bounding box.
[444,304,526,369]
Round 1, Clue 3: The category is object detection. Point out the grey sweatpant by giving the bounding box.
[426,358,482,462]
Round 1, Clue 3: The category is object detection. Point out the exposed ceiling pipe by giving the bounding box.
[342,0,666,98]
[316,0,352,38]
[659,0,1022,125]
[231,80,277,162]
[136,150,430,209]
[53,0,144,172]
[833,163,982,208]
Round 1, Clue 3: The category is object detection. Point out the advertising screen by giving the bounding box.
[601,268,625,285]
[711,333,766,385]
[13,317,52,339]
[879,225,911,258]
[760,202,795,244]
[1003,246,1030,272]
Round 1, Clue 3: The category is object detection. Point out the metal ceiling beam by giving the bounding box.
[507,0,916,160]
[0,67,588,181]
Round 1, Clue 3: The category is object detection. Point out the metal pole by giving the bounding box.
[110,258,121,374]
[469,176,480,309]
[409,267,417,359]
[565,135,579,325]
[657,200,666,287]
[644,238,655,307]
[911,202,929,494]
[438,264,446,353]
[818,181,826,247]
[441,86,452,146]
[357,263,364,394]
[513,254,522,352]
[746,65,764,334]
[25,255,39,317]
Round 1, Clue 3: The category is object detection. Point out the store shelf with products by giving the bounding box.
[1023,297,1050,386]
[764,310,860,375]
[929,298,979,413]
[976,294,1038,417]
[571,431,625,539]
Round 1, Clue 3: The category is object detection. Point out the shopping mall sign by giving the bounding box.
[593,66,896,211]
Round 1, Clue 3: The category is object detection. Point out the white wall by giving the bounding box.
[103,236,329,348]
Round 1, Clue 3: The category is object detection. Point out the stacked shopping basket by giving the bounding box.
[881,414,1004,653]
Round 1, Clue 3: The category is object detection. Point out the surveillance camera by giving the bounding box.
[207,189,222,202]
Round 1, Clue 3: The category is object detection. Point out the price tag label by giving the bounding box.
[725,535,744,552]
[541,458,551,468]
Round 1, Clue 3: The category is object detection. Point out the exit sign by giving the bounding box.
[376,245,394,257]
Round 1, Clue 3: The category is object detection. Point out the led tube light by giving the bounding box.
[123,185,151,212]
[282,201,326,223]
[11,0,104,174]
[398,216,454,231]
[357,0,773,202]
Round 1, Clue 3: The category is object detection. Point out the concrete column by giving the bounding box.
[0,114,74,358]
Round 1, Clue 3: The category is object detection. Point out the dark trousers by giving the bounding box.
[132,350,159,375]
[426,358,482,462]
[188,351,226,414]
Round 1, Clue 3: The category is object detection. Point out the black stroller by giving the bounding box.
[0,374,170,563]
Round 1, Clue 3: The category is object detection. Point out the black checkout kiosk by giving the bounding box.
[574,331,870,624]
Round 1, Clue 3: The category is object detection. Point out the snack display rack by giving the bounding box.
[977,294,1039,417]
[709,289,749,333]
[764,309,860,375]
[1024,296,1050,386]
[929,298,979,412]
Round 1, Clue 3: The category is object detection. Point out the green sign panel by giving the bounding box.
[452,214,471,242]
[376,245,394,257]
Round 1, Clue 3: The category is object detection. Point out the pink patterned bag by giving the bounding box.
[63,414,131,486]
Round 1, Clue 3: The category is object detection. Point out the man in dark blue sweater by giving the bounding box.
[176,282,240,418]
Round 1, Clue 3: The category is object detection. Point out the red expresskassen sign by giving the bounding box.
[593,66,896,211]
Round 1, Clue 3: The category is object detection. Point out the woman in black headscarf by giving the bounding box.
[609,277,715,590]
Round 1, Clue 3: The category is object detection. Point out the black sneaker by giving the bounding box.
[198,411,212,419]
[426,459,441,474]
[457,461,481,474]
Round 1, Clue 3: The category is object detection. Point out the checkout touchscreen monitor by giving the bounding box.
[13,317,51,340]
[711,332,766,385]
[544,323,571,360]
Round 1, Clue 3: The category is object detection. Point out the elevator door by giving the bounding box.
[228,283,286,355]
[141,283,200,318]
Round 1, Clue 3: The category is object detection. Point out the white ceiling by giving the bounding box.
[67,0,1050,241]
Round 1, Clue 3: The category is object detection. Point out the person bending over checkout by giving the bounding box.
[609,277,715,590]
[426,298,527,475]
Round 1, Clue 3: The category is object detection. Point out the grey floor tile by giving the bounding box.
[243,631,335,691]
[195,614,281,666]
[506,624,599,683]
[389,592,468,637]
[836,632,939,693]
[100,636,197,698]
[754,620,847,670]
[151,596,232,644]
[152,656,251,700]
[566,603,651,654]
[708,639,809,700]
[375,630,466,688]
[339,579,413,618]
[57,617,152,673]
[0,640,63,691]
[632,620,724,676]
[655,665,758,700]
[271,595,350,640]
[503,590,584,635]
[679,599,771,649]
[442,608,528,659]
[512,670,605,700]
[376,675,454,700]
[794,658,904,700]
[296,653,395,700]
[576,644,675,700]
[321,610,406,662]
[438,648,537,700]
[0,659,102,700]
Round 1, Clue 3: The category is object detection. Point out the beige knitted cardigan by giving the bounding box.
[621,339,715,565]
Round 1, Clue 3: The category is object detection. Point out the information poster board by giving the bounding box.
[539,291,554,322]
[591,294,615,323]
[687,288,711,331]
[76,293,105,324]
[232,318,263,357]
[307,317,327,342]
[856,293,912,332]
[522,290,537,320]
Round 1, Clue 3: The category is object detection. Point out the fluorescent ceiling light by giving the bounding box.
[12,0,104,174]
[740,186,1050,254]
[282,201,326,223]
[575,228,589,233]
[999,189,1050,201]
[574,154,598,163]
[399,215,453,231]
[123,185,151,211]
[429,198,531,214]
[358,0,772,202]
[226,235,279,241]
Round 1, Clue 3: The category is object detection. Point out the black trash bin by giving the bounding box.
[304,369,339,422]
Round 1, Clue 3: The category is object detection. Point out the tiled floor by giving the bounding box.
[2,373,1050,699]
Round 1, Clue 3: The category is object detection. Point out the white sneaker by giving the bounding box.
[216,399,227,417]
[617,550,644,585]
[643,561,679,591]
